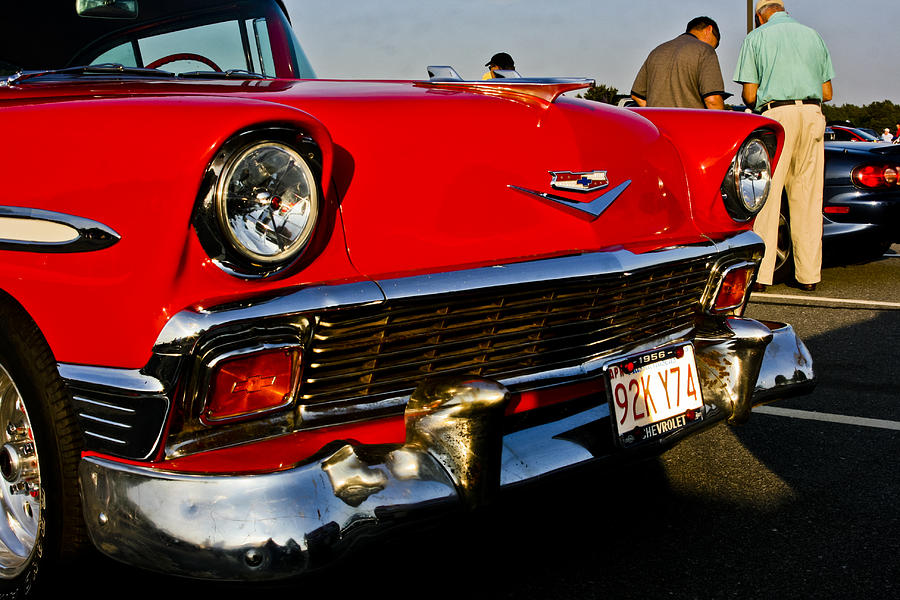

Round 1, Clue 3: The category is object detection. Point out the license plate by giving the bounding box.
[606,344,704,445]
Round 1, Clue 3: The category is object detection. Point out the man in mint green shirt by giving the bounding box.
[734,0,834,291]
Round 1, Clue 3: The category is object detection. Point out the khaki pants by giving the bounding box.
[753,103,826,285]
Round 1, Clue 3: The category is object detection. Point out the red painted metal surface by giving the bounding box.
[0,78,782,374]
[632,107,785,239]
[0,89,356,367]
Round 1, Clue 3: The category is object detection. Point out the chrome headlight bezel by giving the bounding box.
[215,141,319,266]
[194,127,326,279]
[721,133,775,222]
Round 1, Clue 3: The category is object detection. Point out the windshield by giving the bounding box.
[0,0,315,79]
[93,18,277,75]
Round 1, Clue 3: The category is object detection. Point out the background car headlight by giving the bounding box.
[216,142,318,265]
[721,135,773,222]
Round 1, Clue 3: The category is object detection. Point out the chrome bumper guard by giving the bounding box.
[80,318,812,581]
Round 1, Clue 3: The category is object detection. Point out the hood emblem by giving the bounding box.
[508,174,632,221]
[550,170,609,193]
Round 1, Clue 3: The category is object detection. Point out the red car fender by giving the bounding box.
[632,108,785,239]
[0,95,359,368]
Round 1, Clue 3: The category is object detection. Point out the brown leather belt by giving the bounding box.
[760,98,821,112]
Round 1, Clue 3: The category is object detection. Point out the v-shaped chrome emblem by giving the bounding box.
[508,179,632,221]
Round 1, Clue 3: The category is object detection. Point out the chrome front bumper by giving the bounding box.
[79,318,813,581]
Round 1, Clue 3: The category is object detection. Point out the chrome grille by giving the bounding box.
[301,257,711,405]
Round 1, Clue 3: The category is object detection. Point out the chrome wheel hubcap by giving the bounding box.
[0,363,41,577]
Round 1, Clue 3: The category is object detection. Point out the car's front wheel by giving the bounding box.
[0,301,86,598]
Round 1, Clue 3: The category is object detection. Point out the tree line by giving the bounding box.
[579,83,900,133]
[823,100,900,134]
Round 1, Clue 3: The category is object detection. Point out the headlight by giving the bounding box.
[721,135,773,222]
[216,142,318,265]
[193,128,325,278]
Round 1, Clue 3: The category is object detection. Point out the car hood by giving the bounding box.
[232,79,713,277]
[0,77,756,280]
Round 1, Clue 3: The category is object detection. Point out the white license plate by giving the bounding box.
[607,344,703,444]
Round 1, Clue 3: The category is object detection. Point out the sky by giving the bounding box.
[284,0,900,107]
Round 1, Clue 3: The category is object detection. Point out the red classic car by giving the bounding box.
[0,0,814,595]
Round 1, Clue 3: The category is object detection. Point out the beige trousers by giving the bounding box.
[753,103,826,285]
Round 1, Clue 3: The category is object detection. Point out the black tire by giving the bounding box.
[0,300,86,598]
[773,204,794,283]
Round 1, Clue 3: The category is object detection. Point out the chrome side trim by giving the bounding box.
[57,364,165,394]
[0,206,120,252]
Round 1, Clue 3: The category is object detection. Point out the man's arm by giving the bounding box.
[822,80,833,102]
[741,82,759,110]
[704,94,725,110]
[698,50,726,110]
[630,60,649,108]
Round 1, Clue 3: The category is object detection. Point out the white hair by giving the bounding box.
[757,3,785,15]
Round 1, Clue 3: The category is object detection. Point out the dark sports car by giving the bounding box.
[775,139,899,278]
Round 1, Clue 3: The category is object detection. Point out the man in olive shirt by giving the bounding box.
[735,0,834,291]
[631,16,726,110]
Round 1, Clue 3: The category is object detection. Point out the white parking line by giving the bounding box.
[751,293,900,309]
[754,405,900,431]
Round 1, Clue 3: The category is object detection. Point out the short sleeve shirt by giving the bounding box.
[631,33,725,109]
[733,12,835,108]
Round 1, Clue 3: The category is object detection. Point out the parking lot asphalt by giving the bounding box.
[73,245,899,599]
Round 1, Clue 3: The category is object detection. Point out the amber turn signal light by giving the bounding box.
[204,346,301,423]
[713,264,754,313]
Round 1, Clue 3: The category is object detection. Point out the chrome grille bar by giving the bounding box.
[301,258,710,404]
